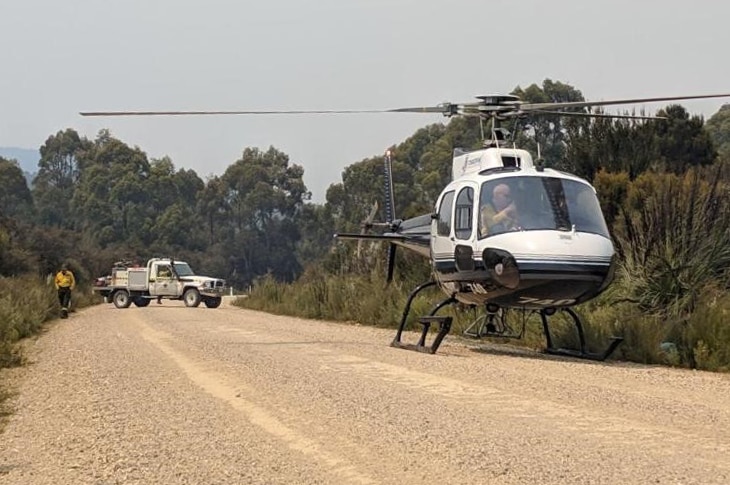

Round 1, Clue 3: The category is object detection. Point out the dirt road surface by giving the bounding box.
[1,299,729,484]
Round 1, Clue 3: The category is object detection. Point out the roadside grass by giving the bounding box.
[0,275,101,430]
[237,268,425,328]
[235,269,596,358]
[235,268,730,371]
[0,276,100,369]
[0,275,57,368]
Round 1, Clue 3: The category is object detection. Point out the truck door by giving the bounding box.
[150,262,179,297]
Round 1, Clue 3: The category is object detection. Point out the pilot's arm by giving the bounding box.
[484,203,517,225]
[482,203,519,236]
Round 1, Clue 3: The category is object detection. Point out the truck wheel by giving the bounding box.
[183,288,201,307]
[204,297,222,308]
[113,290,132,309]
[133,297,151,307]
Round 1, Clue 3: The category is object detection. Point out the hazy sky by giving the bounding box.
[2,0,730,202]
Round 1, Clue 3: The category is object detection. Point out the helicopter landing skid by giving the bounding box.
[391,281,455,354]
[540,308,623,361]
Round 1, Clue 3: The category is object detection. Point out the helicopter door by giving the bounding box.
[432,186,476,272]
[431,190,455,268]
[453,185,475,242]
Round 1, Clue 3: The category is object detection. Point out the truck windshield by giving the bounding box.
[174,263,195,277]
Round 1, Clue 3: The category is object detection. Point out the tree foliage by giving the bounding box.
[32,129,91,227]
[703,103,730,158]
[0,157,34,219]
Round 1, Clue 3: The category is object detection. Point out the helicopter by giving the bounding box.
[80,91,730,360]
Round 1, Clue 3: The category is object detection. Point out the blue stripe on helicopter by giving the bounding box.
[432,258,611,275]
[432,254,612,264]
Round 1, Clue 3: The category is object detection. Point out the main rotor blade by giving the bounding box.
[79,109,398,117]
[387,105,452,114]
[521,93,730,112]
[526,110,667,120]
[79,93,730,118]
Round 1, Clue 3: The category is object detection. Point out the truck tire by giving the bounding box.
[204,297,222,308]
[113,290,132,309]
[133,297,151,307]
[183,288,201,307]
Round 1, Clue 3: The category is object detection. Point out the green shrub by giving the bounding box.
[615,168,730,317]
[680,291,730,371]
[0,275,100,369]
[0,275,57,367]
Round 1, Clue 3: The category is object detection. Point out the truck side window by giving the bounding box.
[157,265,172,279]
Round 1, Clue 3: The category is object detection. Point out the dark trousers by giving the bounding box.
[58,287,72,309]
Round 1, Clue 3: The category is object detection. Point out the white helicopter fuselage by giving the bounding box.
[428,147,615,309]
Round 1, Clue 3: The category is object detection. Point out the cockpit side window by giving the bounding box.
[437,190,455,236]
[454,187,474,240]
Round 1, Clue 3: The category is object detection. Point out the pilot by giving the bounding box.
[480,183,519,236]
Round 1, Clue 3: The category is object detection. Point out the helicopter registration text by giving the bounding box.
[518,296,576,307]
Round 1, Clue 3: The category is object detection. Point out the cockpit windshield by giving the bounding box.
[478,176,610,238]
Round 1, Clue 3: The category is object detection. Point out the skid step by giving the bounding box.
[391,315,452,354]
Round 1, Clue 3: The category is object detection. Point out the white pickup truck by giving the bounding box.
[93,258,227,309]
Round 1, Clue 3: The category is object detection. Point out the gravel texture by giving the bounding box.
[1,298,729,484]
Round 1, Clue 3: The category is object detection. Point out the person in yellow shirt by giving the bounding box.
[480,183,519,237]
[54,264,76,318]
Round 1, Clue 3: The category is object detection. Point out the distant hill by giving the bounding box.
[0,147,40,172]
[0,147,40,185]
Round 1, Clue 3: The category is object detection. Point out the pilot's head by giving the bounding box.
[492,183,512,211]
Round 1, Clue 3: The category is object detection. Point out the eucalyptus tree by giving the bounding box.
[144,157,206,251]
[71,130,152,247]
[0,157,34,219]
[32,129,92,227]
[510,79,586,171]
[653,105,716,173]
[0,158,35,275]
[220,146,310,286]
[196,175,229,246]
[326,155,395,233]
[705,104,730,158]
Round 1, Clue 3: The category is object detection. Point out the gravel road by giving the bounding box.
[1,299,729,484]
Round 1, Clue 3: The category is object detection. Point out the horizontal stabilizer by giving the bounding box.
[335,232,406,241]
